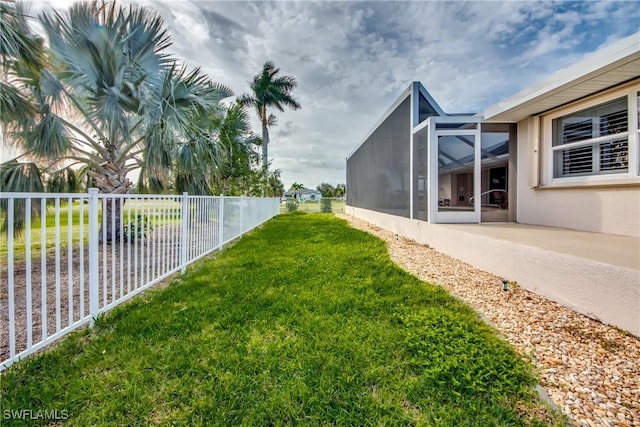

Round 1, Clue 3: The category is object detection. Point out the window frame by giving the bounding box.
[543,83,640,187]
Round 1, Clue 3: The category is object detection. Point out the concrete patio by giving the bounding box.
[345,206,640,336]
[446,222,639,270]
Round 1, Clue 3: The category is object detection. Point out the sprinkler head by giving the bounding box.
[502,279,509,291]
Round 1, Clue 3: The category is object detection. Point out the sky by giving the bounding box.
[12,0,640,190]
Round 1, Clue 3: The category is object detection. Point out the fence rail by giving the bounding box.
[0,190,279,370]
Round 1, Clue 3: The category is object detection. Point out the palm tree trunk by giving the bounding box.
[90,161,132,244]
[261,121,269,172]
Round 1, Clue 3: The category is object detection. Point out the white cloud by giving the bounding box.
[14,0,639,190]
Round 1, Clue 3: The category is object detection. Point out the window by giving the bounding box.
[552,97,629,177]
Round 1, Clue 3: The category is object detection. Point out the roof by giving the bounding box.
[299,188,320,194]
[284,188,320,196]
[346,82,446,159]
[483,32,640,123]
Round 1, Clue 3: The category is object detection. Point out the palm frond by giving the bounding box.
[0,80,36,125]
[135,167,164,194]
[0,1,44,70]
[237,93,257,108]
[174,171,210,196]
[142,62,232,191]
[39,0,173,154]
[142,118,175,175]
[0,159,44,193]
[45,166,79,193]
[174,141,212,195]
[21,111,72,159]
[266,113,278,128]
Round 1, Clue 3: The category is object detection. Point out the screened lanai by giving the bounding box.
[347,82,516,224]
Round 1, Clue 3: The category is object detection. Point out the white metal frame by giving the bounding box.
[1,191,280,371]
[347,82,446,160]
[427,116,483,223]
[410,84,417,217]
[543,84,640,186]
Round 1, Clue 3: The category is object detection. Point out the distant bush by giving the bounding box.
[286,201,298,212]
[320,198,332,213]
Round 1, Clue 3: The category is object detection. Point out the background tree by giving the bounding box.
[264,169,285,197]
[209,102,260,195]
[239,61,300,172]
[289,182,304,201]
[232,167,285,197]
[46,167,79,193]
[316,182,336,197]
[334,183,346,199]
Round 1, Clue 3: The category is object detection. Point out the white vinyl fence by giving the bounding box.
[0,190,279,370]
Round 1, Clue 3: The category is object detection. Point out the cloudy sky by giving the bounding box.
[19,1,640,189]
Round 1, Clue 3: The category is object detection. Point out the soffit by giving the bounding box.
[484,33,640,123]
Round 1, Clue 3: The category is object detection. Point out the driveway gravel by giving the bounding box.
[339,214,639,427]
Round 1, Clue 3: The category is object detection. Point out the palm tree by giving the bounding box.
[1,1,231,240]
[290,182,304,201]
[209,102,260,195]
[0,1,46,232]
[144,63,233,195]
[239,61,300,172]
[35,1,172,197]
[0,1,44,124]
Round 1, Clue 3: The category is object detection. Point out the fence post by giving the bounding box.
[219,195,225,249]
[239,196,244,235]
[88,188,99,325]
[180,192,188,274]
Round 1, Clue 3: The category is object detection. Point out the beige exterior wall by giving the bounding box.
[515,84,640,238]
[344,205,640,336]
[345,80,640,336]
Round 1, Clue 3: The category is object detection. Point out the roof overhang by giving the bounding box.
[483,32,640,123]
[346,82,447,159]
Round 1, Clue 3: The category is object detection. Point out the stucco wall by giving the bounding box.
[345,205,640,336]
[516,118,640,238]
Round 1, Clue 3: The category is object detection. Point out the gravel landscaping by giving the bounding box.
[339,214,640,427]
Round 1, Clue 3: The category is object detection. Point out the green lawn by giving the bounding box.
[0,201,90,259]
[279,199,345,214]
[1,199,182,260]
[0,213,563,426]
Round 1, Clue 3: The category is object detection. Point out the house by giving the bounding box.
[345,32,640,335]
[284,188,323,202]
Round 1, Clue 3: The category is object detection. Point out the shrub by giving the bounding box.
[123,214,153,240]
[286,201,298,212]
[320,198,332,213]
